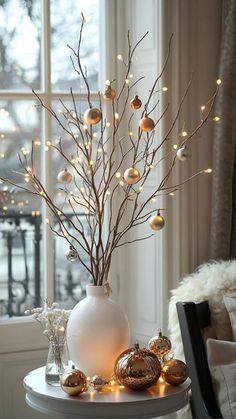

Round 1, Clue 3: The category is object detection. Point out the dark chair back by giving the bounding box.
[176,301,222,419]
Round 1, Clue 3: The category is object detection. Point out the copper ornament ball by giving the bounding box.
[60,369,87,396]
[114,342,161,391]
[161,359,188,386]
[124,167,141,185]
[149,214,165,231]
[57,168,73,184]
[130,95,142,109]
[103,85,116,100]
[148,331,172,359]
[139,116,155,132]
[84,107,102,125]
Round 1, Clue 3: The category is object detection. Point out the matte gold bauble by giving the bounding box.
[57,168,73,184]
[130,95,142,109]
[148,331,172,359]
[149,213,165,231]
[84,108,102,125]
[103,85,116,100]
[176,146,188,162]
[114,342,161,391]
[124,167,141,185]
[60,369,87,396]
[161,359,188,386]
[139,116,155,132]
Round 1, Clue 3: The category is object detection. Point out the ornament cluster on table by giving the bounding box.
[59,329,188,397]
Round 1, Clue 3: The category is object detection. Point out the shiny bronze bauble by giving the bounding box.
[114,342,161,391]
[57,168,73,184]
[124,167,141,185]
[130,95,142,109]
[161,359,188,386]
[149,214,165,231]
[103,85,116,100]
[139,116,155,132]
[148,331,172,359]
[60,369,87,396]
[84,108,102,125]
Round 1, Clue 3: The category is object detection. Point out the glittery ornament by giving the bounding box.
[60,369,87,396]
[130,95,142,109]
[84,108,102,125]
[103,85,116,100]
[57,168,73,184]
[176,146,188,161]
[114,342,161,391]
[149,212,165,231]
[90,375,108,390]
[139,116,155,132]
[148,330,172,359]
[124,167,141,185]
[161,359,188,386]
[66,246,79,262]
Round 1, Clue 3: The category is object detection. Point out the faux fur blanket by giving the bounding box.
[168,260,236,419]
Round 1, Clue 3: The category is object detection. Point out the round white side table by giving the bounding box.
[23,367,191,419]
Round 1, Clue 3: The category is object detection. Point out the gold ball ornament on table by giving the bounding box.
[149,212,165,231]
[103,85,116,100]
[139,116,155,132]
[114,342,161,391]
[57,168,73,184]
[176,145,188,162]
[60,369,87,396]
[161,359,188,386]
[148,330,172,360]
[84,108,102,125]
[124,167,141,185]
[130,95,142,109]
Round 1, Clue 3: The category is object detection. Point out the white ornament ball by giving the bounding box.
[124,167,141,185]
[66,247,79,262]
[84,108,102,125]
[139,116,155,132]
[149,214,165,231]
[57,169,73,184]
[176,146,188,162]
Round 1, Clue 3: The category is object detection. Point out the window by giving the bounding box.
[0,0,104,318]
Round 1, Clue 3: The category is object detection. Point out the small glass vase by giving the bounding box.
[45,341,69,385]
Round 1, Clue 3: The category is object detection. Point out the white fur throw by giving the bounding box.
[168,260,236,361]
[168,260,236,419]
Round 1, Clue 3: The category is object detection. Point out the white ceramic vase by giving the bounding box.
[67,285,130,378]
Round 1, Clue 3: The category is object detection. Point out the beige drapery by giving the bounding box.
[210,0,236,259]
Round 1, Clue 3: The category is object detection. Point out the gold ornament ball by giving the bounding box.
[139,116,155,132]
[60,369,87,396]
[124,167,141,185]
[148,331,172,359]
[114,342,161,391]
[176,146,188,162]
[130,95,142,109]
[84,108,102,125]
[103,85,116,100]
[149,214,165,231]
[57,168,73,184]
[161,359,188,386]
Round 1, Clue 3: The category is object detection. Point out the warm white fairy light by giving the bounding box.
[105,80,111,86]
[57,210,62,215]
[0,153,4,158]
[11,199,15,204]
[93,132,98,138]
[106,190,111,196]
[80,187,85,193]
[0,134,5,139]
[138,186,143,191]
[119,180,124,186]
[213,116,220,122]
[149,164,155,169]
[173,144,178,150]
[169,192,175,196]
[115,112,119,120]
[115,172,121,179]
[162,86,168,91]
[151,197,157,203]
[76,157,82,163]
[117,54,123,60]
[83,124,88,130]
[34,139,41,146]
[45,146,49,151]
[125,79,130,84]
[25,174,30,183]
[45,218,49,224]
[3,206,7,211]
[97,148,102,153]
[201,105,205,111]
[46,141,51,146]
[216,79,222,85]
[129,73,133,79]
[181,131,188,137]
[90,160,94,166]
[129,131,133,136]
[204,168,212,173]
[106,122,111,127]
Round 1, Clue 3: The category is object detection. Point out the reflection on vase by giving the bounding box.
[45,341,69,385]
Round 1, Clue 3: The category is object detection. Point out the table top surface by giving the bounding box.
[24,366,191,405]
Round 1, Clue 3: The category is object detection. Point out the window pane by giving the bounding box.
[0,100,43,318]
[51,0,100,92]
[0,0,41,90]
